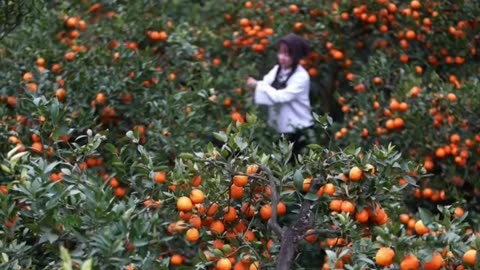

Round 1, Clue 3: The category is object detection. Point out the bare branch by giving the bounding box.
[259,164,283,239]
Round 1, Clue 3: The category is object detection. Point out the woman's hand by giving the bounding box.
[246,77,258,90]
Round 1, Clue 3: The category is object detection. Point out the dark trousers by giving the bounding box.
[285,126,315,164]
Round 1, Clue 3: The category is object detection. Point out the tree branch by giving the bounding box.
[259,164,283,239]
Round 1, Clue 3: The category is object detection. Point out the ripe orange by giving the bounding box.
[191,175,202,187]
[153,171,166,183]
[423,252,443,270]
[223,206,237,222]
[207,203,219,216]
[349,166,363,181]
[329,199,343,212]
[22,72,33,82]
[276,202,287,216]
[454,207,464,218]
[302,177,312,192]
[0,185,8,195]
[64,52,76,61]
[340,200,355,214]
[399,214,410,224]
[56,88,67,102]
[304,228,317,243]
[414,220,429,235]
[241,203,255,218]
[288,4,299,13]
[31,142,43,153]
[230,184,244,200]
[246,164,259,175]
[375,247,395,266]
[463,249,477,266]
[186,227,200,243]
[323,183,336,196]
[177,196,193,212]
[170,254,184,266]
[189,189,205,204]
[114,187,126,197]
[355,209,369,223]
[259,204,272,220]
[248,261,260,270]
[210,220,225,235]
[217,257,232,270]
[400,254,420,270]
[233,175,248,187]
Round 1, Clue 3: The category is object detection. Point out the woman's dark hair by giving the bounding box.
[277,33,311,68]
[271,33,311,89]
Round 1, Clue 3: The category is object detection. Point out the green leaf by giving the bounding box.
[307,144,322,150]
[212,131,227,142]
[293,169,304,191]
[81,259,93,270]
[60,246,72,270]
[178,153,194,160]
[304,192,318,201]
[234,135,247,151]
[1,253,8,263]
[418,207,432,224]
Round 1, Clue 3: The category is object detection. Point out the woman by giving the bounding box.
[246,33,314,162]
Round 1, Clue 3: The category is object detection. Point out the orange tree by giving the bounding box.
[0,0,480,269]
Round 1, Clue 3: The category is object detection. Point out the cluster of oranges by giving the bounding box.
[160,165,270,269]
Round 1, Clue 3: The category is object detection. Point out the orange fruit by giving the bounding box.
[0,185,8,195]
[109,178,120,188]
[304,228,317,243]
[55,88,67,102]
[191,175,202,187]
[276,202,287,216]
[375,247,395,266]
[260,204,272,220]
[190,189,205,204]
[210,220,225,235]
[400,254,420,270]
[329,199,343,212]
[323,183,336,196]
[153,171,166,183]
[64,52,75,61]
[454,207,464,218]
[463,249,476,266]
[414,220,429,235]
[223,206,237,223]
[249,261,260,270]
[177,196,193,212]
[207,203,219,216]
[349,166,363,181]
[423,252,443,270]
[355,209,369,223]
[246,164,259,175]
[399,214,410,224]
[170,254,184,266]
[186,228,200,243]
[230,184,244,200]
[340,200,355,214]
[302,177,312,192]
[114,187,126,197]
[31,142,43,153]
[233,175,248,187]
[189,214,202,228]
[217,257,232,270]
[241,203,255,218]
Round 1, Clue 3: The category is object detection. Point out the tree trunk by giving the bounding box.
[275,228,298,270]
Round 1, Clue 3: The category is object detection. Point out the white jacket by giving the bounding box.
[254,65,314,134]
